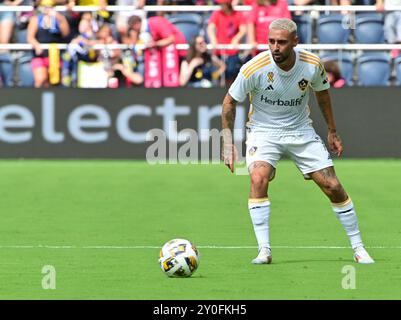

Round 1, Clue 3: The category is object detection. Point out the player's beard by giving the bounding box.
[272,51,289,64]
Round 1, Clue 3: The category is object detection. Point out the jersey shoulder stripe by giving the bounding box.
[242,51,270,73]
[299,57,320,66]
[299,51,324,69]
[241,52,270,78]
[243,58,271,79]
[299,56,322,66]
[242,55,271,79]
[299,55,324,71]
[299,50,321,62]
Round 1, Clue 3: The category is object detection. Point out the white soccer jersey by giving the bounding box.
[228,47,330,135]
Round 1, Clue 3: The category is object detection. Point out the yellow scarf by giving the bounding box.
[49,43,60,85]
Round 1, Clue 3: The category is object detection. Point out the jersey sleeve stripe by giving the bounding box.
[299,58,324,70]
[243,59,271,79]
[300,54,325,70]
[299,52,321,62]
[299,58,319,65]
[299,55,321,65]
[242,53,269,75]
[243,57,271,78]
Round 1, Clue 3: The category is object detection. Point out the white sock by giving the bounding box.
[248,198,271,250]
[331,198,363,250]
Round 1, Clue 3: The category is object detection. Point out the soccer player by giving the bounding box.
[221,18,375,264]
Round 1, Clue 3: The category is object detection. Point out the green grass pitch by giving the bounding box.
[0,159,400,299]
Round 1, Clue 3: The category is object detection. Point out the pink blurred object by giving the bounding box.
[144,48,162,88]
[108,77,119,88]
[333,78,346,88]
[391,49,400,59]
[162,44,180,87]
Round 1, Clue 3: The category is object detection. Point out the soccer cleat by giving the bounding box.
[353,246,375,264]
[252,247,272,264]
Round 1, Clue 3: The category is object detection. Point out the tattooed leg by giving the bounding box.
[309,166,348,203]
[248,161,275,199]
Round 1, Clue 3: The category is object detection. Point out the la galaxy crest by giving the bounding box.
[298,78,309,92]
[249,146,257,156]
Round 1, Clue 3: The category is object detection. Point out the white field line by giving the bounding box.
[0,245,399,250]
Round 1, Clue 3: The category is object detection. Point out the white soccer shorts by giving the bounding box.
[245,129,334,178]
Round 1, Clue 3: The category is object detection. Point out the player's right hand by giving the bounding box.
[221,143,238,173]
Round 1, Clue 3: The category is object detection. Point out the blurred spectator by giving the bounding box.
[145,0,163,18]
[27,0,70,87]
[247,0,291,54]
[67,0,111,27]
[116,19,145,87]
[12,0,35,87]
[62,0,115,42]
[15,0,34,32]
[112,50,144,87]
[0,0,23,87]
[115,0,145,39]
[179,35,226,87]
[128,15,187,59]
[231,0,254,6]
[0,0,22,48]
[377,0,401,58]
[62,12,98,86]
[207,0,246,85]
[323,60,346,88]
[110,20,144,87]
[95,23,121,86]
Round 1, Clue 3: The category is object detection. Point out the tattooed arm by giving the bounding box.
[221,94,238,173]
[314,89,343,157]
[222,93,237,133]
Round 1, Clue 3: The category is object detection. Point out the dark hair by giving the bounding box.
[323,60,342,82]
[185,36,211,63]
[128,15,142,29]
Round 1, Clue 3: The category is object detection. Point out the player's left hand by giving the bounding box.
[328,131,343,157]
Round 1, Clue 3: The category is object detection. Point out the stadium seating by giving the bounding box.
[316,14,350,44]
[321,51,354,85]
[357,52,391,86]
[15,29,34,87]
[201,13,211,43]
[15,53,34,87]
[395,56,401,85]
[292,15,312,44]
[0,53,13,87]
[168,13,203,43]
[355,13,385,44]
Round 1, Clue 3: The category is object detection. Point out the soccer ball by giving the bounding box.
[159,239,200,278]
